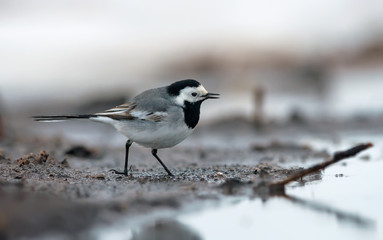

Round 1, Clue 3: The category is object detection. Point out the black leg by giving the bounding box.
[151,149,174,176]
[110,139,133,176]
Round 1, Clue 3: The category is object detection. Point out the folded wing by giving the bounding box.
[96,102,168,122]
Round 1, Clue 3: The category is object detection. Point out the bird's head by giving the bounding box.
[167,79,220,107]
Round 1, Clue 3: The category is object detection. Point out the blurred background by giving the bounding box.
[1,2,383,239]
[1,0,383,121]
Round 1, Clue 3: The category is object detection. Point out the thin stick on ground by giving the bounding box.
[269,143,373,188]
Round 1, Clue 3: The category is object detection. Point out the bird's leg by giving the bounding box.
[110,139,133,176]
[151,149,174,176]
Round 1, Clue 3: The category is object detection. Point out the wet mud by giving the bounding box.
[0,115,377,239]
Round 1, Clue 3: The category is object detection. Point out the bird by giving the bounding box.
[33,79,219,176]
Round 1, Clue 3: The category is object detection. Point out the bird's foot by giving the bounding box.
[166,171,174,177]
[109,169,128,176]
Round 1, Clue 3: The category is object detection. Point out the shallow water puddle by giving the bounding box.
[178,159,382,240]
[94,159,382,240]
[93,134,382,240]
[177,135,383,240]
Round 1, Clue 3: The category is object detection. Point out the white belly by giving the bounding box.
[92,116,194,149]
[123,124,193,149]
[128,126,193,149]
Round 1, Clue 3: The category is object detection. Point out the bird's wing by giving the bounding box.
[96,101,169,122]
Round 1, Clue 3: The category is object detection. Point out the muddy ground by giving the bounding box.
[0,114,379,239]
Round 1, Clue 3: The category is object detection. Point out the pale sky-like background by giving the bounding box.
[1,0,383,117]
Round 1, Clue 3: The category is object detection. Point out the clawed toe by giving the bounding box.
[109,169,128,176]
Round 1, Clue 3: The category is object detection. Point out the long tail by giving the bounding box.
[32,114,97,122]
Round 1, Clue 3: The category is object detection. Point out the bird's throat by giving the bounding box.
[183,101,202,129]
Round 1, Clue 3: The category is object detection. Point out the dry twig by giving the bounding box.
[269,143,373,189]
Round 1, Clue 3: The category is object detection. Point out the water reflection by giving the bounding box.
[91,136,382,240]
[282,194,375,229]
[92,160,382,240]
[179,197,377,240]
[131,219,201,240]
[179,158,382,240]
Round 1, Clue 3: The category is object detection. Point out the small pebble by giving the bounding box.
[60,159,71,168]
[92,174,105,180]
[215,172,225,178]
[360,155,371,161]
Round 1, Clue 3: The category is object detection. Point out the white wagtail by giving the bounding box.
[33,79,219,176]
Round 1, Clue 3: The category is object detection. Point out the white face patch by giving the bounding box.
[174,85,209,106]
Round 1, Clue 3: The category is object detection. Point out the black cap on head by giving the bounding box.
[167,79,201,96]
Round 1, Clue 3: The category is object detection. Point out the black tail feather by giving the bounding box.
[32,114,96,122]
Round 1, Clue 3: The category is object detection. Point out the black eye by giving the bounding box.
[191,92,197,97]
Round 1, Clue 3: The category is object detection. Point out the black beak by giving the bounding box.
[203,92,220,100]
